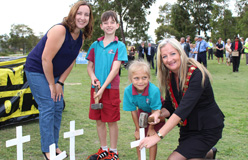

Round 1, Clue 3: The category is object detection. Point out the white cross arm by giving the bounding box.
[130,140,141,148]
[64,129,84,138]
[6,135,30,147]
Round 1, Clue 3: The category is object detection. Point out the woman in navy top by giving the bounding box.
[139,38,224,160]
[25,1,93,159]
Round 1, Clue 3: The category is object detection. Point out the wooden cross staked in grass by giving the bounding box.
[6,126,30,160]
[64,120,84,160]
[130,128,146,160]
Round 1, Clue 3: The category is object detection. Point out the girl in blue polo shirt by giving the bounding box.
[123,60,165,160]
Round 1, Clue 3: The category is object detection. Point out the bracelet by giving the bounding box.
[157,131,164,139]
[57,80,64,86]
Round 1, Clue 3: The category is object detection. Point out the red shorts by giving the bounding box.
[138,109,165,136]
[89,88,121,122]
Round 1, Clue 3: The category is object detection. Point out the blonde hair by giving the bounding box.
[128,60,151,82]
[156,38,212,95]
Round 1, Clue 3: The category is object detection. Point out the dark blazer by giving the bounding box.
[163,69,225,131]
[184,43,191,57]
[138,45,146,58]
[231,41,242,52]
[145,46,155,57]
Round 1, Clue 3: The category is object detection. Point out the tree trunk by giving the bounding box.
[119,14,126,44]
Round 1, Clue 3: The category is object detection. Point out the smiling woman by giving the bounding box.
[139,38,225,160]
[24,1,94,159]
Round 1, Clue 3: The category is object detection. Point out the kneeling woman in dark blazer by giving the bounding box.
[139,38,225,160]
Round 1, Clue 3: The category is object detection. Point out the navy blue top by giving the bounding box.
[25,24,83,77]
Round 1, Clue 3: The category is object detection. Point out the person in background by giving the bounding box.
[195,36,209,68]
[216,38,224,64]
[146,42,156,69]
[193,37,199,61]
[138,42,146,59]
[139,38,225,160]
[225,39,232,66]
[123,60,165,160]
[24,1,93,159]
[244,38,248,65]
[240,37,245,59]
[180,37,190,57]
[208,39,214,60]
[186,35,191,44]
[86,10,128,160]
[231,36,242,72]
[129,46,136,61]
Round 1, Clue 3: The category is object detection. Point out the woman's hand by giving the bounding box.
[139,134,160,149]
[49,84,56,102]
[55,83,63,102]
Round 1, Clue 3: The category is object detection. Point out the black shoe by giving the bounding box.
[212,147,218,159]
[42,152,49,160]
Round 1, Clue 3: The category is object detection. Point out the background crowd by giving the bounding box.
[129,36,248,73]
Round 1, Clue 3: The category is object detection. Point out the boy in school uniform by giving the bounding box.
[86,10,128,160]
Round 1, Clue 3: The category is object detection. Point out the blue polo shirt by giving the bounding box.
[123,82,162,113]
[196,40,209,52]
[86,36,128,89]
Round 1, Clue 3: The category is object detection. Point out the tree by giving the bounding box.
[236,1,248,38]
[155,3,195,42]
[210,1,237,42]
[0,34,10,52]
[8,24,39,54]
[170,4,196,40]
[178,0,214,37]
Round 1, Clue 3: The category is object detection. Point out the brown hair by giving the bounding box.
[62,1,94,39]
[101,10,118,23]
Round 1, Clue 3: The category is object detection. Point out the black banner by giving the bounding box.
[0,57,39,127]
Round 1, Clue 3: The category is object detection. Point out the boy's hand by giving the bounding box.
[134,130,140,140]
[94,88,104,100]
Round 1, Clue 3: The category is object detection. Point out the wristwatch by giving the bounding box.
[157,131,164,139]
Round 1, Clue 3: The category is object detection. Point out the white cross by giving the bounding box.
[64,120,84,160]
[49,143,67,160]
[130,128,146,160]
[6,126,30,160]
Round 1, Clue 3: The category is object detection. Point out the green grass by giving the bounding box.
[1,58,248,160]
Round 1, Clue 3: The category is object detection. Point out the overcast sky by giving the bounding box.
[0,0,177,42]
[0,0,235,42]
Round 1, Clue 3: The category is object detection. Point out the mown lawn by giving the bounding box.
[0,57,247,160]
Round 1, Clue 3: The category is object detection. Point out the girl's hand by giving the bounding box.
[134,130,140,140]
[49,84,56,101]
[148,110,161,125]
[55,83,63,102]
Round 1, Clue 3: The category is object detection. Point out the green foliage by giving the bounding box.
[5,24,40,54]
[178,0,214,36]
[210,3,237,42]
[237,4,248,38]
[0,58,248,159]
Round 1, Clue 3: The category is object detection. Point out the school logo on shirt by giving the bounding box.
[146,98,150,104]
[108,49,115,54]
